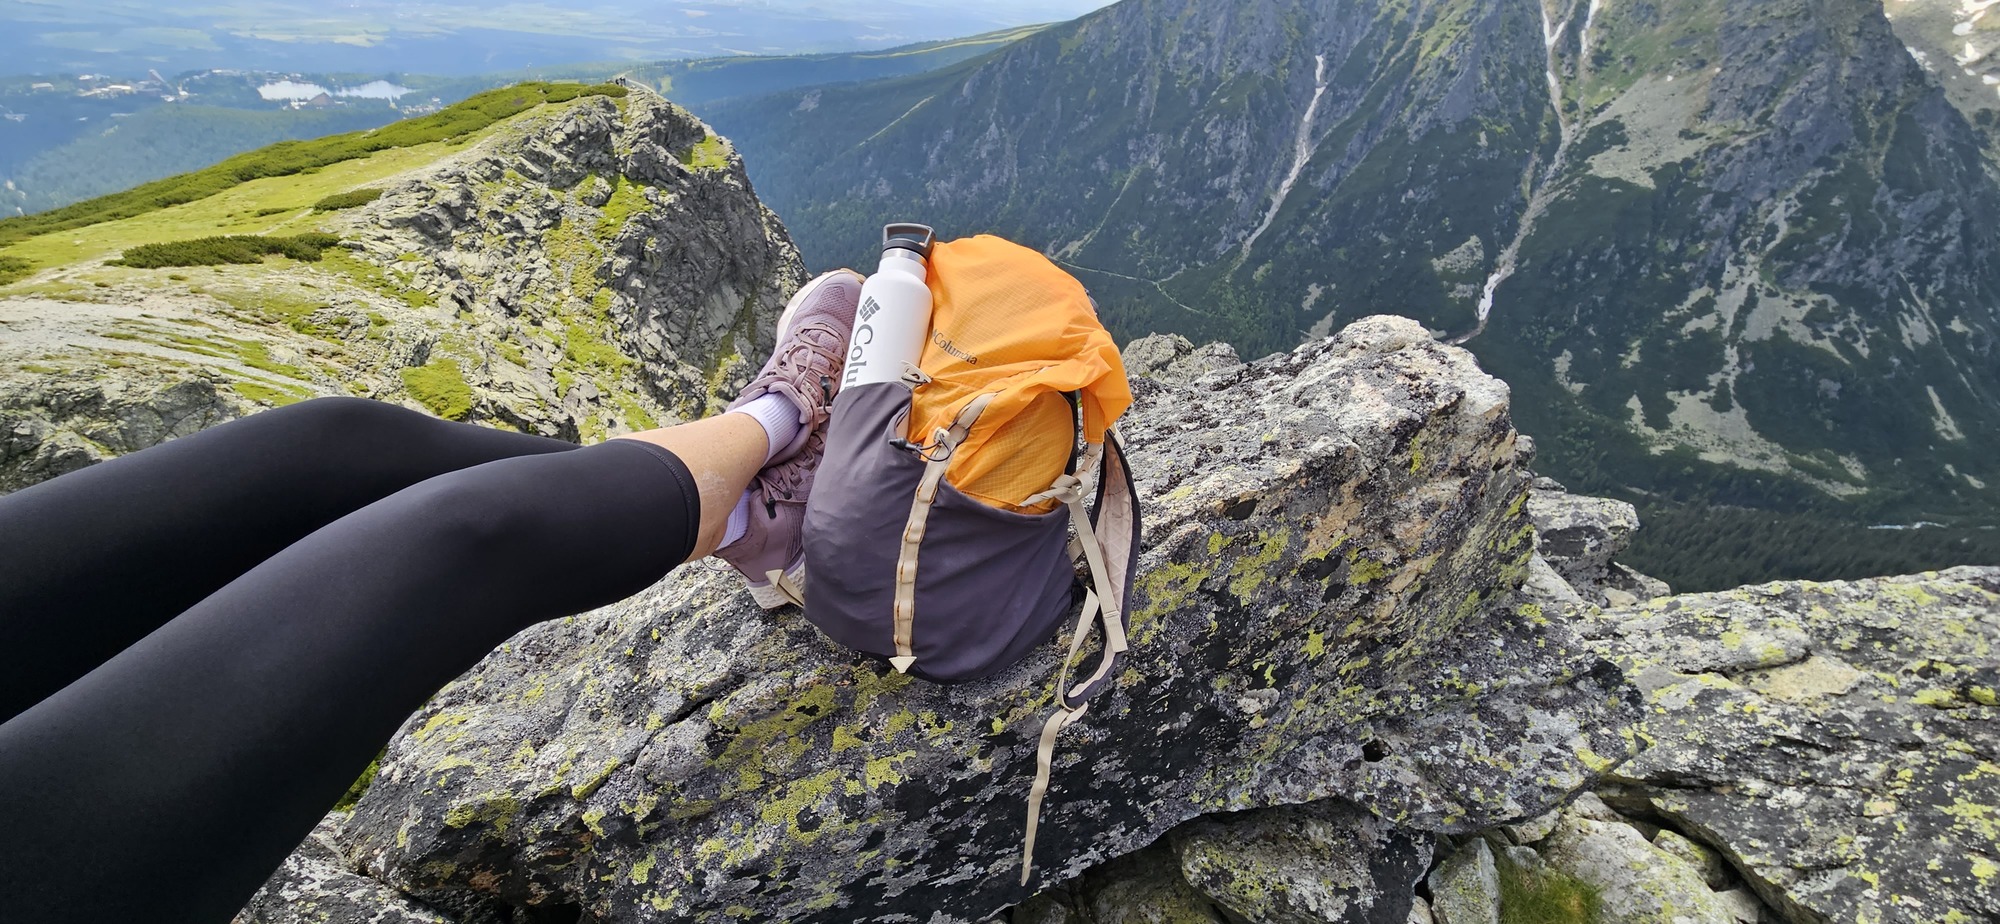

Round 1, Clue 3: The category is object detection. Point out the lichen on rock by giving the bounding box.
[1172,799,1432,924]
[1580,568,2000,924]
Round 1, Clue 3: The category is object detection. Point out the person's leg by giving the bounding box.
[0,414,767,924]
[617,412,771,559]
[0,397,577,723]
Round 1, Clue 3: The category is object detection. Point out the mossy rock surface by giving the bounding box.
[1579,568,2000,923]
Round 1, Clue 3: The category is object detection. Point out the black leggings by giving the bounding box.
[0,398,701,923]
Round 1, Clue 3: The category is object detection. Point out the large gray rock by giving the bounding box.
[303,317,1637,923]
[1074,848,1227,924]
[1538,807,1735,924]
[1124,333,1243,387]
[0,367,239,493]
[1524,487,1643,605]
[1581,568,2000,924]
[1172,800,1431,924]
[1425,839,1498,924]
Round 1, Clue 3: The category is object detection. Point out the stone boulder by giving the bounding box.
[262,318,1637,923]
[1425,839,1498,924]
[1071,847,1227,924]
[1123,332,1244,387]
[1172,800,1432,924]
[0,369,240,494]
[1579,568,2000,924]
[1536,798,1736,924]
[1524,484,1660,606]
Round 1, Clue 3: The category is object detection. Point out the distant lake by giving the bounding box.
[256,79,412,102]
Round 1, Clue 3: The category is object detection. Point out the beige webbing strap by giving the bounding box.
[1021,701,1087,886]
[1061,457,1128,693]
[1020,440,1136,885]
[889,393,996,673]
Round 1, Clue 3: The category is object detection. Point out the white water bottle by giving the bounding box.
[844,223,936,390]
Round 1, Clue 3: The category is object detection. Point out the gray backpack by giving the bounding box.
[800,231,1142,882]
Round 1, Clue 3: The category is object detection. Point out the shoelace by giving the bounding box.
[772,322,845,385]
[759,428,821,511]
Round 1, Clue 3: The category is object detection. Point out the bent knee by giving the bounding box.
[385,469,526,560]
[257,397,436,462]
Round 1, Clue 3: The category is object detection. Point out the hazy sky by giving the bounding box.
[0,0,1130,76]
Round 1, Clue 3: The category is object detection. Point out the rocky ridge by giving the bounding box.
[237,324,1997,924]
[953,516,1997,924]
[1884,0,2000,152]
[243,318,1641,923]
[0,81,803,492]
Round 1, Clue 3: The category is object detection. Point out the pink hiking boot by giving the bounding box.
[715,269,862,608]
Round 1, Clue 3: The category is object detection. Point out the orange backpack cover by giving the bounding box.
[909,236,1132,513]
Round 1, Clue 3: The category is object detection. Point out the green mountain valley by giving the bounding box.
[701,0,2000,588]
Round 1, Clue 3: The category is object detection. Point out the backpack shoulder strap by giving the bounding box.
[891,392,998,674]
[1019,429,1142,885]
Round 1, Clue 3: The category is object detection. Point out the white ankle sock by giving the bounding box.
[720,490,753,549]
[730,393,803,466]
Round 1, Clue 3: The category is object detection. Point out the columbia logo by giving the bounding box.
[858,297,882,322]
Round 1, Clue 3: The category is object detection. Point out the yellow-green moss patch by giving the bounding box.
[400,358,474,420]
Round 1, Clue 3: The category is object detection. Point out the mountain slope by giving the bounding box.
[0,81,803,491]
[628,25,1051,109]
[705,0,2000,528]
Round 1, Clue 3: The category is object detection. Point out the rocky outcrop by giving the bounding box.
[0,82,803,492]
[1120,333,1244,388]
[1883,0,2000,154]
[224,318,1996,924]
[1426,839,1499,924]
[1580,568,2000,924]
[336,82,803,428]
[996,511,1998,924]
[1522,479,1670,607]
[0,349,238,492]
[1535,794,1738,924]
[251,318,1636,923]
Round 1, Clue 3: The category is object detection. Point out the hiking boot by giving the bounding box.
[716,269,862,608]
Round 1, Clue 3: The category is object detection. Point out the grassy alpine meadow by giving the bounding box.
[0,139,455,282]
[0,84,624,289]
[0,82,626,255]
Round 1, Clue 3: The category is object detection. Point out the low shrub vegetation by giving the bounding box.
[313,188,385,211]
[0,82,628,247]
[400,358,474,420]
[109,233,344,269]
[1497,850,1601,924]
[0,255,32,286]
